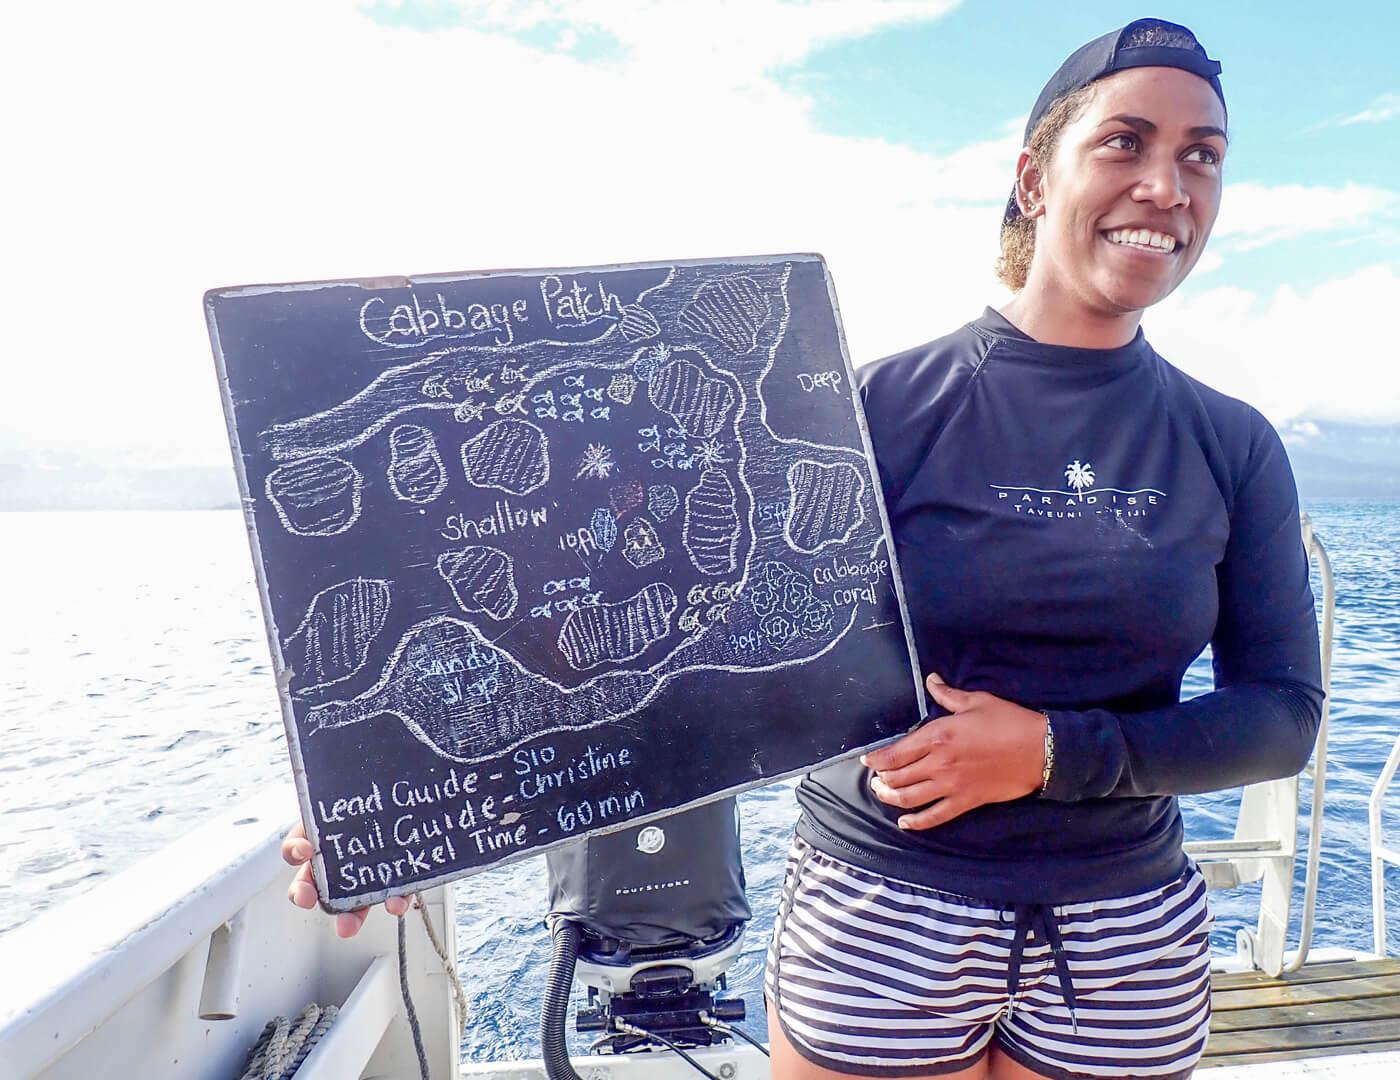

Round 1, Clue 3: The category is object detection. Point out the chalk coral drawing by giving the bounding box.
[622,518,665,569]
[647,357,735,439]
[436,545,518,620]
[633,343,669,383]
[575,443,617,481]
[683,469,741,576]
[557,583,678,671]
[591,507,618,552]
[785,460,866,554]
[609,480,645,519]
[619,305,661,342]
[386,424,448,504]
[607,372,637,405]
[461,419,550,495]
[266,456,363,537]
[679,275,770,354]
[647,484,679,522]
[285,578,391,695]
[748,561,834,646]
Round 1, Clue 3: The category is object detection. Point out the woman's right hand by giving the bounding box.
[282,822,410,938]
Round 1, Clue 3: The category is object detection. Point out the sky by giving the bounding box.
[4,0,1398,469]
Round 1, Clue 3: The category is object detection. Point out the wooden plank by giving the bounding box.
[1213,959,1400,991]
[1210,994,1400,1034]
[1200,1039,1400,1069]
[1204,1015,1400,1056]
[1213,973,1400,1012]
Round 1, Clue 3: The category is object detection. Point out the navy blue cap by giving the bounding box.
[1005,18,1225,225]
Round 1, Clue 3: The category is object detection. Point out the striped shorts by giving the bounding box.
[764,838,1213,1078]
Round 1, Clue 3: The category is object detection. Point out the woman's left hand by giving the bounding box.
[862,674,1048,830]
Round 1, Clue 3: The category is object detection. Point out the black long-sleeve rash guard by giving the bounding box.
[795,308,1324,905]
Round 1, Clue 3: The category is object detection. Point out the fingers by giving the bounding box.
[925,676,979,713]
[336,908,371,939]
[860,727,933,772]
[385,895,411,917]
[281,822,311,866]
[896,796,974,831]
[288,860,318,910]
[870,776,947,810]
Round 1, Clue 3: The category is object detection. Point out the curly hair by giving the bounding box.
[995,84,1096,292]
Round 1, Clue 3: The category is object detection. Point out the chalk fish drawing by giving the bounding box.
[622,518,666,569]
[557,583,678,671]
[266,456,363,537]
[618,305,661,342]
[386,424,448,504]
[285,578,391,695]
[678,275,770,354]
[590,507,618,552]
[785,460,866,554]
[647,484,679,522]
[749,560,834,645]
[647,357,735,439]
[436,545,518,620]
[461,419,550,495]
[683,469,741,575]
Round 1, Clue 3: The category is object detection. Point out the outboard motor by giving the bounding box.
[541,798,751,1077]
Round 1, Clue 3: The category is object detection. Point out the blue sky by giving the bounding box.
[3,1,1397,467]
[779,1,1400,293]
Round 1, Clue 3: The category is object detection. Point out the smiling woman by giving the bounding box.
[758,17,1324,1080]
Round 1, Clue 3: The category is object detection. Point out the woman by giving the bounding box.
[765,17,1322,1080]
[284,16,1323,1079]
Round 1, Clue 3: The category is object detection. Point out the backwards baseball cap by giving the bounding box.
[1005,18,1225,225]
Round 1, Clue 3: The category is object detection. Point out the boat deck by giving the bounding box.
[1204,958,1400,1069]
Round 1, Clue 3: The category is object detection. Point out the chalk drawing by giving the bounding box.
[590,507,618,552]
[606,372,637,404]
[436,545,518,620]
[387,424,448,504]
[609,480,645,520]
[284,578,391,695]
[678,275,770,354]
[683,469,741,576]
[266,456,363,537]
[622,518,666,569]
[618,305,661,342]
[575,443,617,481]
[785,460,867,554]
[647,484,679,522]
[748,561,834,646]
[557,583,678,671]
[461,419,550,495]
[647,357,735,439]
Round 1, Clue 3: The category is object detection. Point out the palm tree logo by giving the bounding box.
[1064,460,1096,501]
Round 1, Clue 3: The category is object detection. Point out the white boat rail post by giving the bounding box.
[1183,512,1335,977]
[1370,725,1400,957]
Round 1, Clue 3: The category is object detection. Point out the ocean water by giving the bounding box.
[1,505,1398,1062]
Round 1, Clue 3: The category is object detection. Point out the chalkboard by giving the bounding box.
[206,254,925,911]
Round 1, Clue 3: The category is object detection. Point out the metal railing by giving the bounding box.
[1371,730,1400,957]
[1183,512,1335,975]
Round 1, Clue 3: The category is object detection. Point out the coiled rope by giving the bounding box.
[237,892,468,1080]
[238,1004,338,1080]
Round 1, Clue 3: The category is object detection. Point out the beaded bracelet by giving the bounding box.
[1039,711,1056,794]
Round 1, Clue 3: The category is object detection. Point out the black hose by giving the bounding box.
[541,917,585,1080]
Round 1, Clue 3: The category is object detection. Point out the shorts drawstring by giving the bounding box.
[1007,903,1079,1033]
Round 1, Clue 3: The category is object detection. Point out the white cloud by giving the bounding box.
[1,0,1394,471]
[1146,263,1400,426]
[1338,91,1400,126]
[1211,182,1398,252]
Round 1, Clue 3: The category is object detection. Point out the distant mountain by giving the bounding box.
[1280,420,1400,501]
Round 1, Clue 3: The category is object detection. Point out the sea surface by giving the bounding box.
[2,506,1398,1062]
